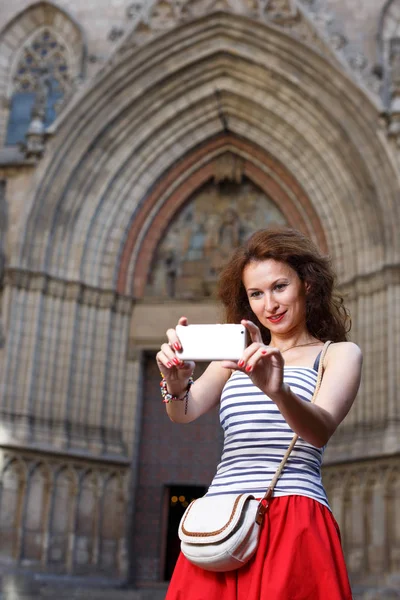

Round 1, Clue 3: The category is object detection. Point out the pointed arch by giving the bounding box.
[13,12,397,288]
[73,469,98,570]
[0,458,26,560]
[118,134,327,298]
[20,462,50,562]
[0,1,87,145]
[47,466,75,566]
[99,473,125,573]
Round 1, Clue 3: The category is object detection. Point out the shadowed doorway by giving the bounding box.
[163,484,206,580]
[131,353,222,584]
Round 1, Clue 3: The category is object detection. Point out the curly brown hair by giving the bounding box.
[218,227,350,343]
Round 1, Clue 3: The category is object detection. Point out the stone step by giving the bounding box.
[1,593,167,600]
[352,587,400,599]
[2,574,400,600]
[0,575,168,600]
[33,590,165,600]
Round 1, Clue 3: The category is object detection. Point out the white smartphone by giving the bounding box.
[176,324,248,361]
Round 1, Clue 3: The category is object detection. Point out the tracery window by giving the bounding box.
[6,28,70,146]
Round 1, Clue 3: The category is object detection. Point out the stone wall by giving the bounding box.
[324,456,400,591]
[0,447,129,576]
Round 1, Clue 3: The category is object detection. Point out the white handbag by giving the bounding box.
[178,342,331,572]
[179,493,261,572]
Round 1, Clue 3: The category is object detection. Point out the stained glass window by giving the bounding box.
[6,29,69,146]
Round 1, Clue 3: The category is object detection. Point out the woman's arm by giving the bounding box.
[165,360,230,424]
[156,316,231,424]
[269,342,363,447]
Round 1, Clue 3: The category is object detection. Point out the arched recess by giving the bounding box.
[12,12,398,288]
[378,0,400,109]
[0,458,26,560]
[117,134,327,297]
[379,0,400,63]
[99,473,125,573]
[20,462,51,562]
[47,466,76,567]
[74,470,98,571]
[0,1,87,145]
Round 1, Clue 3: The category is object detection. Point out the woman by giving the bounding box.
[156,228,362,600]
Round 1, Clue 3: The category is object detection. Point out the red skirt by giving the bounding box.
[166,495,352,600]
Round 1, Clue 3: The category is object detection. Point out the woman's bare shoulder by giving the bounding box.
[327,341,363,365]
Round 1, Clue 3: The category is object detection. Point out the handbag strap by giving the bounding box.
[255,340,332,525]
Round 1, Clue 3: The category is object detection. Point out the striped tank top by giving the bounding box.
[206,354,330,510]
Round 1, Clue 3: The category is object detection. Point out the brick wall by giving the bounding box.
[131,353,222,583]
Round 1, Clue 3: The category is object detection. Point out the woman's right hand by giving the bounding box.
[156,316,195,395]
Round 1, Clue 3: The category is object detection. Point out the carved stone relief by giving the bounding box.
[127,2,146,19]
[108,27,125,42]
[298,1,381,99]
[145,177,286,299]
[116,0,385,99]
[116,0,339,66]
[264,0,297,21]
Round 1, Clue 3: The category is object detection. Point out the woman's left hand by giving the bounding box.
[222,319,285,397]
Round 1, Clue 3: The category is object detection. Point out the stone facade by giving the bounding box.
[0,1,399,598]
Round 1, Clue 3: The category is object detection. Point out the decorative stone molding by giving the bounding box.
[0,446,129,575]
[108,26,125,42]
[117,135,327,298]
[300,1,381,101]
[349,52,368,72]
[338,263,400,300]
[329,32,347,52]
[112,0,340,67]
[127,2,147,20]
[323,455,400,586]
[4,268,134,315]
[104,0,384,103]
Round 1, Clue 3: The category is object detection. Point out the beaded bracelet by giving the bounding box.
[160,375,194,415]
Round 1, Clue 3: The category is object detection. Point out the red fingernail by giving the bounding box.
[261,350,267,355]
[167,362,173,368]
[173,358,180,365]
[246,365,252,372]
[238,360,244,367]
[174,343,181,351]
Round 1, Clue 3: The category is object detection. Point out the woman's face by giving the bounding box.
[242,259,308,335]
